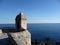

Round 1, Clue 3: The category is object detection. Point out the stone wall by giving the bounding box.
[8,30,31,45]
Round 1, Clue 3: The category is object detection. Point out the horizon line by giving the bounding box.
[0,23,60,24]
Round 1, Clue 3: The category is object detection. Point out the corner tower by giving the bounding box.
[15,12,27,31]
[8,12,31,45]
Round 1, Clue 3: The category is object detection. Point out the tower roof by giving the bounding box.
[15,12,26,21]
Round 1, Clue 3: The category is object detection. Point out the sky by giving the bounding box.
[0,0,60,24]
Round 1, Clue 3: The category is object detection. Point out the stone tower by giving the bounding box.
[8,12,31,45]
[15,12,27,31]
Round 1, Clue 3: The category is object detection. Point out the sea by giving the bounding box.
[0,23,60,43]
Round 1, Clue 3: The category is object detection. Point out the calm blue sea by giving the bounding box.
[0,23,60,42]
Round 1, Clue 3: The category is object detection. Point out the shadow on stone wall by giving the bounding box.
[1,27,26,33]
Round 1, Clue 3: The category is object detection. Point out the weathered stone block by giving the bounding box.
[8,30,31,45]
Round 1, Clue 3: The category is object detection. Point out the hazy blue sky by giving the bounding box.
[0,0,60,23]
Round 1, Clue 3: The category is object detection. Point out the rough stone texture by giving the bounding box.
[0,12,31,45]
[0,29,3,34]
[8,30,31,45]
[0,33,8,39]
[0,29,5,36]
[15,12,27,31]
